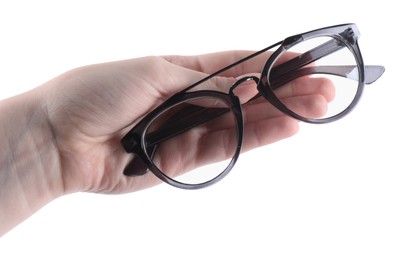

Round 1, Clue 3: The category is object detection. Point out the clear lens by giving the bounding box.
[144,96,239,185]
[269,36,360,120]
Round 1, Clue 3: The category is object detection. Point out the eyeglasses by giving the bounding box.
[121,23,385,189]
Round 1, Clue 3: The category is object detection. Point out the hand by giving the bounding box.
[44,51,333,194]
[0,51,333,235]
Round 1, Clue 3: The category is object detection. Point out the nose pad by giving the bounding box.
[124,144,158,177]
[230,76,260,92]
[229,76,261,103]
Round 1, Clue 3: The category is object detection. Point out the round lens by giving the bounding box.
[144,95,239,186]
[268,36,360,121]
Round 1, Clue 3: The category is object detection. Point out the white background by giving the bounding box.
[0,1,413,259]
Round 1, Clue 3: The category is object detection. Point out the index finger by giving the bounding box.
[163,50,273,77]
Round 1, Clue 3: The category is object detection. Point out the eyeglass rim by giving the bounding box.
[258,23,366,124]
[122,90,244,189]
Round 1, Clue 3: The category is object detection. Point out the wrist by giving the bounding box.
[0,88,63,236]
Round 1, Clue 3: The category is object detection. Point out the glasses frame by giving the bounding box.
[121,23,384,189]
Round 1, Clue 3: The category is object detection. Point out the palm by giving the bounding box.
[48,57,176,193]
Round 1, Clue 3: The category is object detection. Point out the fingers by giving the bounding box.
[273,76,335,102]
[205,93,328,133]
[201,104,300,154]
[206,76,335,131]
[241,115,299,153]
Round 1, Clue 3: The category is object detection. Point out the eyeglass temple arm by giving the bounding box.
[268,65,384,87]
[145,105,229,147]
[144,64,383,149]
[270,38,343,77]
[268,38,384,84]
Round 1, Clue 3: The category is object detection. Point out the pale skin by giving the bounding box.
[0,51,334,236]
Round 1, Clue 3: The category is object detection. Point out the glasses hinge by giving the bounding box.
[340,27,358,44]
[121,134,140,153]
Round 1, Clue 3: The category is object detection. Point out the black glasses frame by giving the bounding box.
[121,23,385,189]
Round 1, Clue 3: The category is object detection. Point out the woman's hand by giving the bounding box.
[0,51,333,235]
